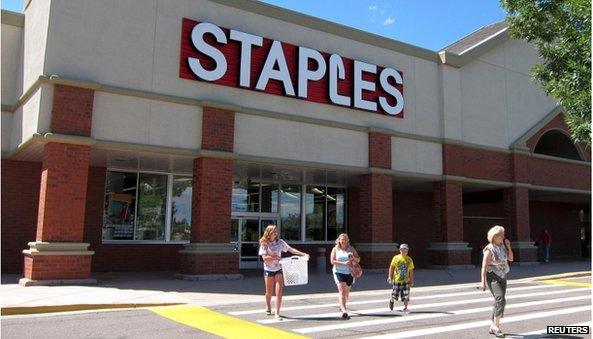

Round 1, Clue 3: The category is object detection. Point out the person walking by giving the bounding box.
[538,229,552,262]
[330,233,360,320]
[387,243,415,314]
[259,225,308,320]
[479,225,514,337]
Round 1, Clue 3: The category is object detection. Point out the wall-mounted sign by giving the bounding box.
[180,18,404,117]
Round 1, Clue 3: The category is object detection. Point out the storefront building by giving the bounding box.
[1,0,590,285]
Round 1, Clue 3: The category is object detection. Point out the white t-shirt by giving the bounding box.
[259,239,289,272]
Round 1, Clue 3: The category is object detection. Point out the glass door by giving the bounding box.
[231,214,279,269]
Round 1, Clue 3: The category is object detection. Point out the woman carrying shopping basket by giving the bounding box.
[259,225,308,320]
[330,233,360,320]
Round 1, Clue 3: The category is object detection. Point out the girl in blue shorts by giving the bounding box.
[330,233,360,320]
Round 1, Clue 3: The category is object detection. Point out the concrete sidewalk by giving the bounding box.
[1,261,590,316]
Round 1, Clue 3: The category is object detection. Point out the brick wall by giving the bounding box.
[503,187,531,242]
[443,144,512,182]
[23,255,92,280]
[443,143,590,191]
[463,202,504,264]
[201,107,235,152]
[190,157,233,243]
[434,181,464,241]
[515,154,590,190]
[1,160,41,273]
[358,173,392,242]
[530,201,583,258]
[368,132,391,168]
[347,187,360,243]
[51,84,94,136]
[393,191,435,267]
[36,143,90,242]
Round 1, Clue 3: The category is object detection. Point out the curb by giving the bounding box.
[1,302,185,316]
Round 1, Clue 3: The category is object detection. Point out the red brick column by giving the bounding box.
[356,132,396,269]
[20,85,96,286]
[178,107,239,278]
[21,143,95,285]
[503,186,537,263]
[428,180,472,267]
[357,173,394,268]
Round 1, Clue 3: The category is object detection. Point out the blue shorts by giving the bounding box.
[334,272,354,286]
[264,269,283,278]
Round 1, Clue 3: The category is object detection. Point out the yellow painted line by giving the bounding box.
[150,305,308,339]
[539,279,591,288]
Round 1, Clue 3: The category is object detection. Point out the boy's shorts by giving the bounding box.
[391,282,410,301]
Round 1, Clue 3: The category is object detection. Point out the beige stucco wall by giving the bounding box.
[391,137,442,175]
[23,0,50,92]
[91,92,202,149]
[234,113,368,167]
[1,22,23,105]
[1,111,13,153]
[459,39,556,148]
[9,84,53,150]
[41,0,441,141]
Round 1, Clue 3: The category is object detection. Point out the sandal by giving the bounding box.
[488,329,505,338]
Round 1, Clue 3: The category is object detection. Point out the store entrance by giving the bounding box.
[231,213,280,269]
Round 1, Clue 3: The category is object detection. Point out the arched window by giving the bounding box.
[534,130,583,160]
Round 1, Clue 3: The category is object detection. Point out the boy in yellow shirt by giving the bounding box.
[387,243,414,313]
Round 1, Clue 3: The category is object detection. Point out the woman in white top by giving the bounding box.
[330,233,360,320]
[258,225,308,320]
[479,225,514,338]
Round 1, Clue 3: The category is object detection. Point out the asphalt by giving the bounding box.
[1,260,590,316]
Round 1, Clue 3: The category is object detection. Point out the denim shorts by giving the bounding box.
[264,269,283,278]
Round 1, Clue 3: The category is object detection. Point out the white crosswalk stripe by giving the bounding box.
[293,295,589,333]
[361,305,592,339]
[222,281,591,338]
[257,286,587,324]
[229,283,560,316]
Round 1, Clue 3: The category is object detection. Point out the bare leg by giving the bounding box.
[343,284,351,311]
[274,274,284,316]
[264,276,274,312]
[337,283,347,312]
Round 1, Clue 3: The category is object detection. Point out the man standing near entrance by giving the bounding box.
[538,229,552,262]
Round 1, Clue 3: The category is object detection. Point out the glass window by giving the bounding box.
[280,184,301,240]
[170,176,192,241]
[306,186,326,241]
[327,187,346,241]
[136,173,168,240]
[103,172,137,240]
[261,183,279,213]
[232,181,260,212]
[230,219,239,242]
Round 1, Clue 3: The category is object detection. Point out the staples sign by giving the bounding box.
[180,18,404,117]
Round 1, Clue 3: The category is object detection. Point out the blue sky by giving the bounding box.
[1,0,507,51]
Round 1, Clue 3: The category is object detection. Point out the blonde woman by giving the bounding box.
[479,225,514,338]
[258,225,308,320]
[330,233,360,320]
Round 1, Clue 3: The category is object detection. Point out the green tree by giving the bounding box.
[500,0,591,145]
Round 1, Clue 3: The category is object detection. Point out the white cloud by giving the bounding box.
[381,17,395,25]
[369,5,378,10]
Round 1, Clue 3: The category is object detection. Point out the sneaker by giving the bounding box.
[388,298,394,311]
[402,308,410,314]
[342,312,350,320]
[274,314,283,320]
[266,309,272,316]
